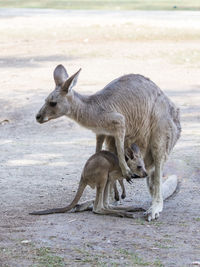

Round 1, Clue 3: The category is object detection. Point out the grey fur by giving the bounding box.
[36,65,181,221]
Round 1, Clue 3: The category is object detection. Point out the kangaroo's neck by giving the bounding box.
[68,91,98,128]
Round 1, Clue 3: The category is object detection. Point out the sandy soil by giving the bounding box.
[0,9,200,267]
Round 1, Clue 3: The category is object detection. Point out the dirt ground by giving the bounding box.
[0,9,200,267]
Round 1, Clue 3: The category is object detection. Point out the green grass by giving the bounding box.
[32,247,66,267]
[0,244,67,267]
[0,0,199,10]
[118,249,164,266]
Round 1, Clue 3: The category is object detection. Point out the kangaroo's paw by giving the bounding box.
[122,167,133,180]
[144,201,163,222]
[121,192,126,199]
[73,200,94,212]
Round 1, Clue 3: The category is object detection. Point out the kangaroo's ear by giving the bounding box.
[125,147,134,160]
[53,65,69,86]
[61,68,81,94]
[131,143,140,154]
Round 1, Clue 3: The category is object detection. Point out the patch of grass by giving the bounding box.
[149,220,163,227]
[134,218,146,225]
[32,247,65,267]
[163,234,172,238]
[118,249,150,266]
[0,0,199,10]
[118,249,165,266]
[195,217,200,222]
[154,242,174,249]
[0,244,66,267]
[97,262,120,267]
[74,247,107,265]
[154,260,164,267]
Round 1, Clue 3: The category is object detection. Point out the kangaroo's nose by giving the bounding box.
[36,114,41,121]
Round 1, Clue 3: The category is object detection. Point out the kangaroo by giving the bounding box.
[36,65,181,221]
[30,144,148,217]
[111,142,143,201]
[108,140,143,201]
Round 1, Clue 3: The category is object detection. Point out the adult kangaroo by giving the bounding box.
[36,65,181,221]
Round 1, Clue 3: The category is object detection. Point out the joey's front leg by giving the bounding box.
[96,134,105,152]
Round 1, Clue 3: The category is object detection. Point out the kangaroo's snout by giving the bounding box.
[36,113,45,124]
[131,171,147,179]
[131,173,141,179]
[36,114,41,121]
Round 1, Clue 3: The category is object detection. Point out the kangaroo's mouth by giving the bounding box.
[36,115,50,124]
[131,174,141,179]
[126,173,142,184]
[130,173,148,180]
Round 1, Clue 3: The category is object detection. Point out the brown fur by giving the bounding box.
[30,145,147,217]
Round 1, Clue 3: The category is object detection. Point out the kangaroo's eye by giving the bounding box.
[49,102,57,107]
[137,166,142,170]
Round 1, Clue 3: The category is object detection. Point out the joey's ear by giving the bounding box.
[125,147,134,160]
[61,68,81,93]
[131,143,140,154]
[53,64,69,86]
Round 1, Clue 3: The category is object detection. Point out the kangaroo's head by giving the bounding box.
[125,144,147,178]
[36,65,81,124]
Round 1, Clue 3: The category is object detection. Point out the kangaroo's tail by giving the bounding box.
[162,175,178,200]
[30,180,86,215]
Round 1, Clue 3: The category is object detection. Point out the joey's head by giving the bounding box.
[125,144,147,178]
[36,65,81,124]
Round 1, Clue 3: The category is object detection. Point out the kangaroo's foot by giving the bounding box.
[93,208,135,218]
[144,201,163,221]
[73,200,94,212]
[121,192,126,199]
[109,205,145,212]
[114,190,120,201]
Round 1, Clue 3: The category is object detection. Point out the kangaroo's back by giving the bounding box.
[83,151,119,174]
[89,74,181,153]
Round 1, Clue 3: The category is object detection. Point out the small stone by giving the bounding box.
[21,240,31,244]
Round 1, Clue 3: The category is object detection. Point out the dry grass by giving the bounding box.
[0,0,200,10]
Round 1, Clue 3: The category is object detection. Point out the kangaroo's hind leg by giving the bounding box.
[92,171,131,218]
[93,170,108,213]
[100,173,140,217]
[145,126,168,221]
[145,158,164,221]
[107,175,144,212]
[99,178,135,218]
